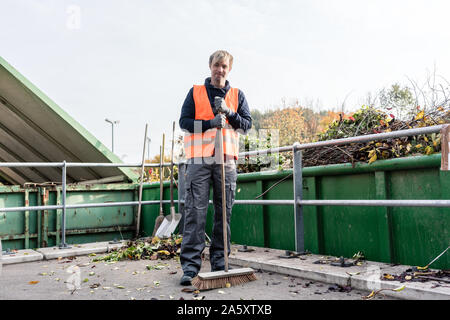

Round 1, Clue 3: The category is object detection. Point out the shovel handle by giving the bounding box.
[170,121,175,209]
[159,133,165,215]
[135,123,148,238]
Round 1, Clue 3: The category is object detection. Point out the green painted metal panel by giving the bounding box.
[231,180,265,247]
[140,181,178,238]
[0,184,137,250]
[388,168,449,269]
[261,179,294,250]
[319,173,379,259]
[1,153,448,269]
[153,154,447,269]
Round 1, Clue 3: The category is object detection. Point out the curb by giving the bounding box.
[223,245,450,300]
[1,241,127,264]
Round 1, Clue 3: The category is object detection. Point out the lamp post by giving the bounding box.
[105,118,119,153]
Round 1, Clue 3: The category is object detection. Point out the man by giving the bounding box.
[178,50,252,285]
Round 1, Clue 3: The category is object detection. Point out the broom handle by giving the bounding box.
[218,127,228,272]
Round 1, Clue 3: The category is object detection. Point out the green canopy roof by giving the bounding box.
[0,56,139,185]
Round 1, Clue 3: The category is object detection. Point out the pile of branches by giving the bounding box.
[382,268,450,285]
[301,105,449,167]
[92,236,182,262]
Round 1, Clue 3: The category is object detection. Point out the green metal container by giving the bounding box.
[0,184,137,249]
[141,153,448,269]
[1,153,448,269]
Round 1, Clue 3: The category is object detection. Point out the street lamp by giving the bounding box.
[105,118,119,152]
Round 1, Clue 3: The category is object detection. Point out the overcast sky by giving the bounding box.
[1,0,450,162]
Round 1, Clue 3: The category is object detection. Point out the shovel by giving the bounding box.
[152,135,166,237]
[135,123,148,238]
[162,121,182,237]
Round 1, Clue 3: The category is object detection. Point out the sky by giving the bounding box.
[1,0,450,162]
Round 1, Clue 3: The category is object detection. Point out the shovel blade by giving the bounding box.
[163,208,182,238]
[155,216,172,239]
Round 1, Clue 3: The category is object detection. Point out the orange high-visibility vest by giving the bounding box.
[184,85,239,159]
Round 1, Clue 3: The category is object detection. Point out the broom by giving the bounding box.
[191,97,257,290]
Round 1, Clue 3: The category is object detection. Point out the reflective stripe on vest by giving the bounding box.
[184,85,239,159]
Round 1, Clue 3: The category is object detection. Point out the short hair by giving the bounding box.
[209,50,233,68]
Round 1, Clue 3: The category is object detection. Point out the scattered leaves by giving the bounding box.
[92,236,183,263]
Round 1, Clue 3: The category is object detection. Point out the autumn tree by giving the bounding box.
[260,107,308,146]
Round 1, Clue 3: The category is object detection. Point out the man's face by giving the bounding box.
[209,57,231,88]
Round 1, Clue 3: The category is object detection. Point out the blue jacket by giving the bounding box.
[179,77,252,134]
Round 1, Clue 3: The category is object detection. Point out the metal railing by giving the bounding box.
[0,124,449,251]
[0,161,173,248]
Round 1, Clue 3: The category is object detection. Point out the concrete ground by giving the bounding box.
[1,241,448,301]
[0,254,380,300]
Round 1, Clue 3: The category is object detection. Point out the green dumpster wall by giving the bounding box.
[141,153,449,269]
[1,153,448,269]
[0,184,137,249]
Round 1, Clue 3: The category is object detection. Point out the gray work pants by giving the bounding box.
[180,158,237,275]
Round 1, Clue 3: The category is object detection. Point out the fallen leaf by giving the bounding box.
[364,290,375,299]
[28,281,39,285]
[425,146,434,155]
[416,266,428,270]
[368,154,377,164]
[414,110,425,120]
[383,274,394,280]
[393,285,405,292]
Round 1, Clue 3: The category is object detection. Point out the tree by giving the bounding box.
[379,83,415,120]
[260,107,307,146]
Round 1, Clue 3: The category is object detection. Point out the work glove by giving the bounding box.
[210,113,226,128]
[214,97,233,116]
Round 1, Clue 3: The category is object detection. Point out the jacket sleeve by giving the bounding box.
[179,88,213,133]
[226,89,252,134]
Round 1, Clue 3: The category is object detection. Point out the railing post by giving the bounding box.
[59,161,70,249]
[24,189,30,249]
[293,142,305,253]
[441,124,450,171]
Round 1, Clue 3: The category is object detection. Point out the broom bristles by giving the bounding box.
[192,270,257,290]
